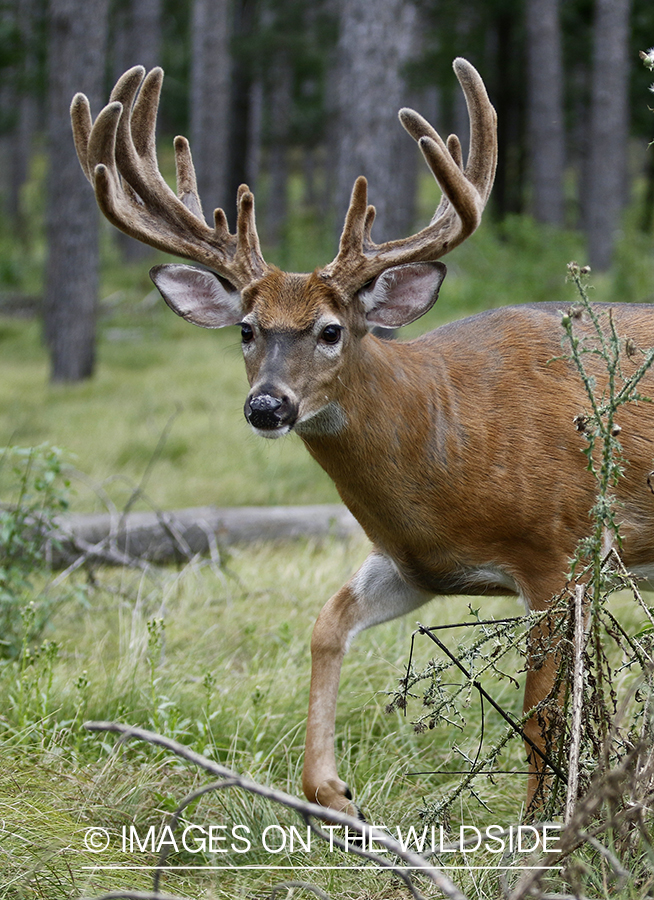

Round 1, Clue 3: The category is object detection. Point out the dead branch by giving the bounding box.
[508,748,647,900]
[565,584,587,823]
[50,505,362,569]
[84,720,469,900]
[80,894,188,900]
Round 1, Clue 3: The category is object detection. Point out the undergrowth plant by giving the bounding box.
[546,263,654,806]
[388,261,654,891]
[0,443,71,658]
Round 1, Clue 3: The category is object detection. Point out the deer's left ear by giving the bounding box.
[358,261,446,328]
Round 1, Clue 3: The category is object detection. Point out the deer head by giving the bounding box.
[71,60,497,438]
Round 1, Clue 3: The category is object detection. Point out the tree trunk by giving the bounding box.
[491,10,525,218]
[584,0,632,270]
[0,0,40,234]
[112,0,162,74]
[227,0,259,216]
[111,0,163,261]
[525,0,565,226]
[265,55,293,246]
[331,0,418,245]
[190,0,231,217]
[50,504,362,567]
[246,77,264,188]
[43,0,109,383]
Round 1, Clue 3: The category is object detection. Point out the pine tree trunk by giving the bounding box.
[331,0,418,244]
[227,0,258,213]
[491,10,525,218]
[111,0,163,262]
[0,0,39,234]
[190,0,231,216]
[585,0,631,270]
[43,0,109,382]
[525,0,565,226]
[265,55,293,246]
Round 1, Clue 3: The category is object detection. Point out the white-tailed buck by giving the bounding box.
[72,60,654,815]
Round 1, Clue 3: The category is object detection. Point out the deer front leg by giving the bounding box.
[302,551,431,815]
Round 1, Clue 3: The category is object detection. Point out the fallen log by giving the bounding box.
[50,504,363,568]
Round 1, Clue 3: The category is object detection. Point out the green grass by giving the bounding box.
[0,294,340,511]
[0,535,545,900]
[2,536,651,899]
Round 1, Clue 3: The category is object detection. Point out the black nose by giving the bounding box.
[245,393,296,430]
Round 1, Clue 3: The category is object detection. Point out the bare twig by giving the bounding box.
[269,881,332,900]
[565,584,586,823]
[508,750,642,900]
[119,407,182,522]
[85,721,470,900]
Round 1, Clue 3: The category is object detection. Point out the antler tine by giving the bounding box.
[338,177,371,255]
[70,93,94,181]
[453,57,497,206]
[70,67,269,290]
[174,135,204,220]
[322,57,497,294]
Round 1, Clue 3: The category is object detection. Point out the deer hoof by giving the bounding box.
[309,778,364,819]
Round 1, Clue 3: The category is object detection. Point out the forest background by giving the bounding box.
[1,0,654,383]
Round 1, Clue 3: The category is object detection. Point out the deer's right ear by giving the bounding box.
[150,264,243,328]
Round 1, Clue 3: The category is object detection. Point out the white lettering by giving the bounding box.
[182,824,206,853]
[208,825,229,853]
[395,825,428,853]
[129,824,156,853]
[542,824,562,853]
[231,824,252,853]
[155,825,179,854]
[459,826,482,852]
[484,825,506,854]
[288,825,311,852]
[262,825,287,853]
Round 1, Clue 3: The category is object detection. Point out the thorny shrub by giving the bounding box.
[387,264,654,890]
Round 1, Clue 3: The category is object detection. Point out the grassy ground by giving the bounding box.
[2,534,650,900]
[2,195,654,898]
[0,534,544,900]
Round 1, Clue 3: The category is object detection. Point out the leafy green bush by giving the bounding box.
[0,444,70,658]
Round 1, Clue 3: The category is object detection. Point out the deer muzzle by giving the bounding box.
[244,390,299,436]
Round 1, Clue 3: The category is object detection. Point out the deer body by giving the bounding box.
[255,296,654,597]
[236,286,654,811]
[71,59,654,816]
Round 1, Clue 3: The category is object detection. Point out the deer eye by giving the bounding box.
[320,324,342,345]
[240,323,254,344]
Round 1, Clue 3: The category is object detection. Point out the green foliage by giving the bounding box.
[563,264,654,578]
[0,444,70,658]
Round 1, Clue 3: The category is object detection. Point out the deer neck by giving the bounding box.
[298,334,457,550]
